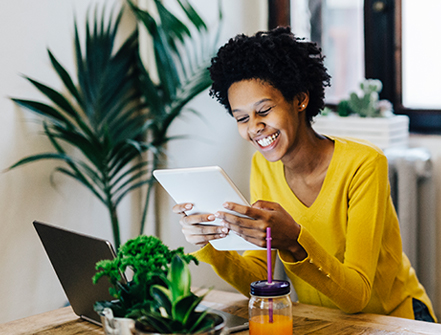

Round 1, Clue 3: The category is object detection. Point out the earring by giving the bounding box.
[302,104,305,108]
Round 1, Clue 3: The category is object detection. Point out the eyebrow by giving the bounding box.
[231,98,272,114]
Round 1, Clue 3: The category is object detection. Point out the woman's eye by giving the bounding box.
[257,107,272,115]
[236,116,249,123]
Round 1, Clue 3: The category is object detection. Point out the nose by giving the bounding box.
[248,115,265,137]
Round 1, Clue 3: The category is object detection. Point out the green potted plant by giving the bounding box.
[134,254,225,334]
[313,79,409,150]
[336,79,388,118]
[7,0,221,248]
[93,235,225,335]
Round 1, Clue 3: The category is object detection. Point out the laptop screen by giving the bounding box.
[33,221,117,325]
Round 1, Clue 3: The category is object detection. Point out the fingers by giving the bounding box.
[175,204,229,247]
[215,202,279,247]
[181,223,229,246]
[222,202,262,219]
[215,210,267,242]
[251,200,279,210]
[179,213,215,226]
[172,203,193,214]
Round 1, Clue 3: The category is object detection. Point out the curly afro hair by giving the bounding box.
[208,26,331,124]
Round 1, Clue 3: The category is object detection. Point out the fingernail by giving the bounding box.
[221,227,228,233]
[185,204,192,210]
[220,233,226,238]
[208,215,215,221]
[223,202,230,209]
[214,212,220,218]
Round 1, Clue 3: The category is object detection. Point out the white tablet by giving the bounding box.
[153,166,264,251]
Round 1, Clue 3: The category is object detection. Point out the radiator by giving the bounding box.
[385,147,436,302]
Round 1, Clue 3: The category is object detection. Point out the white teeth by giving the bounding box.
[257,132,279,147]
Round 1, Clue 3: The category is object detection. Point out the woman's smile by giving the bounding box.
[255,131,280,149]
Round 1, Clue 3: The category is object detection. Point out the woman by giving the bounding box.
[173,27,436,321]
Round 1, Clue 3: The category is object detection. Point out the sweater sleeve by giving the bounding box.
[192,244,274,297]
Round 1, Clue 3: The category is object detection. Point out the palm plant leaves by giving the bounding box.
[9,0,222,245]
[9,5,145,247]
[128,0,220,141]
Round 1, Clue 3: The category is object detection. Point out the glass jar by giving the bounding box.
[248,280,292,335]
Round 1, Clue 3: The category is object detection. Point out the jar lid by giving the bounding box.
[250,280,290,296]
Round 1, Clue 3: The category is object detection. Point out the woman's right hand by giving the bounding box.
[172,203,229,247]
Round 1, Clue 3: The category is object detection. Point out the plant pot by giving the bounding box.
[134,313,228,335]
[100,308,135,335]
[312,113,409,150]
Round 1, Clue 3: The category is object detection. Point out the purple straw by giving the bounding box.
[267,227,273,323]
[267,227,272,284]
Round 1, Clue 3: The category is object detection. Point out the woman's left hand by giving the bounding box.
[216,200,307,261]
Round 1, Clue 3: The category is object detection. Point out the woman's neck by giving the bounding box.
[282,125,335,207]
[282,124,333,177]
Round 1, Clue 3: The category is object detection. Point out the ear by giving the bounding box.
[296,92,310,112]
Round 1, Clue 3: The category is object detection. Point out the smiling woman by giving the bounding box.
[171,26,437,322]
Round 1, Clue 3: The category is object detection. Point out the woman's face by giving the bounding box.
[228,79,307,162]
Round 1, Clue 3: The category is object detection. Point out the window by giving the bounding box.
[269,0,441,133]
[401,0,441,109]
[290,0,365,104]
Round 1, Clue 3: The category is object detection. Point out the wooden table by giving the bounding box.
[1,289,441,334]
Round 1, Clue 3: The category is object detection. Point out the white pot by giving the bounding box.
[134,312,227,335]
[312,113,409,150]
[100,308,135,335]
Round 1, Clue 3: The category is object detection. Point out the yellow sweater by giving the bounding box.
[194,137,435,320]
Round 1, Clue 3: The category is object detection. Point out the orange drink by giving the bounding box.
[249,314,293,335]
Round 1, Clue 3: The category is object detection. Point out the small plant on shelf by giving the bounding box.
[334,79,393,118]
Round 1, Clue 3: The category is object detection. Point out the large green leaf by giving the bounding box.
[150,285,172,316]
[11,99,74,128]
[155,0,190,48]
[48,50,84,108]
[177,0,208,32]
[168,255,191,301]
[188,310,215,334]
[7,152,74,171]
[25,77,79,120]
[138,314,174,334]
[172,294,199,323]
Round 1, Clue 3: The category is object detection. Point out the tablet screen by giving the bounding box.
[153,166,264,251]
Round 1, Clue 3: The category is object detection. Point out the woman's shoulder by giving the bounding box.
[331,135,383,153]
[330,135,388,168]
[331,136,385,157]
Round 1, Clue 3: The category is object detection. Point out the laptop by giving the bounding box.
[33,221,249,332]
[33,220,118,325]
